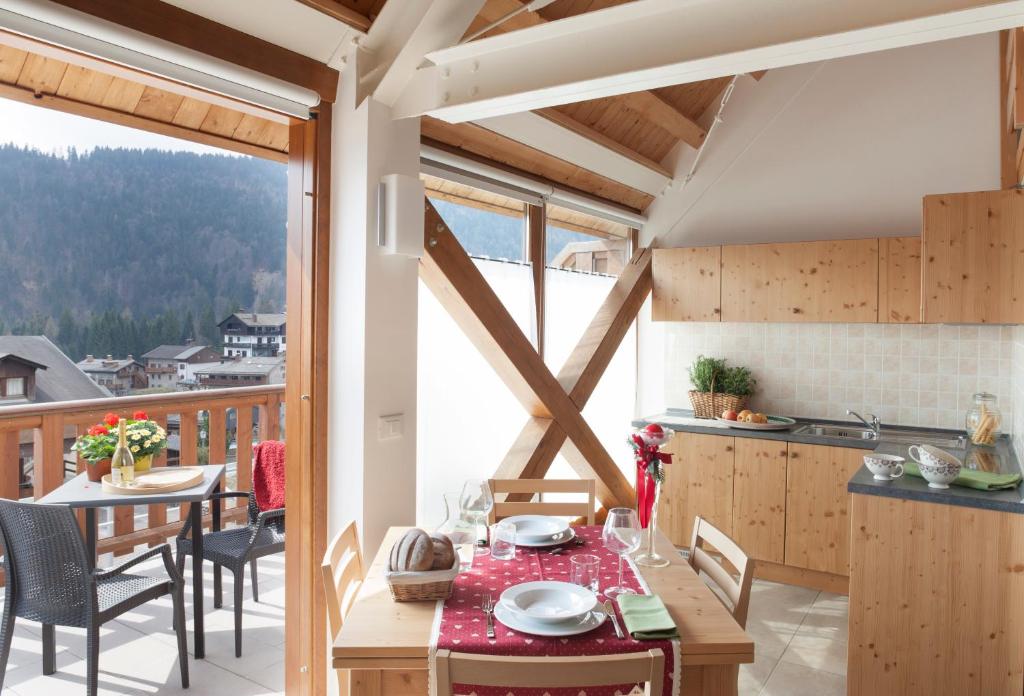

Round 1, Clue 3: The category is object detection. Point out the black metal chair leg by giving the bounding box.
[0,595,15,692]
[42,623,56,674]
[233,570,244,658]
[173,587,190,688]
[214,563,222,609]
[250,559,259,603]
[85,623,99,696]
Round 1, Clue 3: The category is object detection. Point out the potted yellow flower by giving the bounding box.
[73,410,168,479]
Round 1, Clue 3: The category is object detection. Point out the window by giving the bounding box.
[5,377,24,397]
[545,204,630,277]
[424,175,527,262]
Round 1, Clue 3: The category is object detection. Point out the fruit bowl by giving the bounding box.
[716,415,796,431]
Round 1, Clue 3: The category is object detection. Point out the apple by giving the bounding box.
[722,409,738,421]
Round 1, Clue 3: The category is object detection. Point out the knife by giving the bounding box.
[604,600,625,640]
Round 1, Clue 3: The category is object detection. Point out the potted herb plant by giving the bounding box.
[687,355,756,419]
[73,411,168,481]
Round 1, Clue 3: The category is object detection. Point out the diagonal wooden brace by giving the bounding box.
[419,200,639,509]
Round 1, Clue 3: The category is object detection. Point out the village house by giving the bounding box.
[218,312,286,358]
[76,355,147,396]
[141,342,223,389]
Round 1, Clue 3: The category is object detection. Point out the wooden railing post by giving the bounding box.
[236,406,254,503]
[260,393,281,442]
[147,414,169,530]
[0,431,20,501]
[32,413,65,500]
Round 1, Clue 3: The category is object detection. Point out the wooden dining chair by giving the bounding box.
[434,649,665,696]
[321,520,365,696]
[688,516,754,628]
[487,478,596,524]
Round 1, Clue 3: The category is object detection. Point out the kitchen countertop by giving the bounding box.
[634,409,1024,514]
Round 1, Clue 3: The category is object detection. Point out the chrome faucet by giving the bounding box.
[847,409,881,438]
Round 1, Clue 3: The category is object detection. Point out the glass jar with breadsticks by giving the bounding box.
[965,392,1002,447]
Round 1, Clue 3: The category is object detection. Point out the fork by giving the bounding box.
[482,593,495,639]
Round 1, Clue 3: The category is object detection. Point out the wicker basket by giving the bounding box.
[689,390,747,419]
[385,556,460,602]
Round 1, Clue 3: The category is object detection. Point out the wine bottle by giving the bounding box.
[111,418,135,485]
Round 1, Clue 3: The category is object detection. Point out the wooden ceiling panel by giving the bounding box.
[199,105,245,138]
[99,76,146,113]
[171,97,213,129]
[56,64,114,103]
[655,77,734,122]
[133,86,185,122]
[16,53,68,94]
[554,97,677,163]
[0,45,27,84]
[423,116,653,212]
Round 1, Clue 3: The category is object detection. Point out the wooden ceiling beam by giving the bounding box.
[44,0,339,103]
[420,200,636,509]
[293,0,371,32]
[607,91,706,150]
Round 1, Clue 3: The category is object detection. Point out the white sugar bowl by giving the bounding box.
[909,444,962,489]
[864,453,905,481]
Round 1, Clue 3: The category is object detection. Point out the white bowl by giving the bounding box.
[909,444,962,489]
[499,581,597,624]
[503,515,570,542]
[864,453,905,481]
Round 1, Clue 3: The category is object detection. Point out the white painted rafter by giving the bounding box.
[394,0,1024,121]
[473,111,672,195]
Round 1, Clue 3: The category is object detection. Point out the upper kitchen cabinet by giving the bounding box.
[651,247,722,321]
[878,236,922,323]
[721,239,879,322]
[922,189,1024,323]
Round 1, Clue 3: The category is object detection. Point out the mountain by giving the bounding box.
[0,145,287,358]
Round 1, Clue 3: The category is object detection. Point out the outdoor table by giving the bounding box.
[38,464,226,659]
[333,526,754,696]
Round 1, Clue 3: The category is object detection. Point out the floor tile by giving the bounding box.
[779,633,848,676]
[760,660,846,696]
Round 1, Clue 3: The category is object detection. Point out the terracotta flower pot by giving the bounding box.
[87,458,112,483]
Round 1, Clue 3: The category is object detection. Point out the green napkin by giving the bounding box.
[905,462,1022,491]
[617,594,679,641]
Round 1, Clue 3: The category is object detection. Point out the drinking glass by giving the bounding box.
[602,507,642,598]
[490,521,517,561]
[570,554,601,594]
[460,479,495,556]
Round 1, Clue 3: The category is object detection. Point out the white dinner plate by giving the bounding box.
[715,415,796,431]
[514,527,577,548]
[493,601,606,637]
[500,581,598,624]
[503,515,571,542]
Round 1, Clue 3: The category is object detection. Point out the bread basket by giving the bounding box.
[384,556,460,602]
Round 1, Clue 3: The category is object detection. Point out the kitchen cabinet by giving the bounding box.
[785,443,864,575]
[922,189,1024,323]
[651,247,721,321]
[878,236,921,323]
[720,239,879,322]
[658,432,734,546]
[732,438,787,564]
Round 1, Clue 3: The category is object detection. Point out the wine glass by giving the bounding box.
[460,479,494,555]
[602,507,642,599]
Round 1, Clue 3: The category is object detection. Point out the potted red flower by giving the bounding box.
[72,410,168,481]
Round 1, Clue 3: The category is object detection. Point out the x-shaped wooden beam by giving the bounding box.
[420,200,651,510]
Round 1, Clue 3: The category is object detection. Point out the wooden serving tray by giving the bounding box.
[101,466,205,495]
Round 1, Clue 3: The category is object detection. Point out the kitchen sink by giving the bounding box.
[793,424,878,440]
[876,428,967,449]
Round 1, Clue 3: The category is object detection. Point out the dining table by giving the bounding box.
[37,463,226,659]
[332,525,754,696]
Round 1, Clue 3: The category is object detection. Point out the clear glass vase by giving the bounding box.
[634,474,670,568]
[435,492,477,570]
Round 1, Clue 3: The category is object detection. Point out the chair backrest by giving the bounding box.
[0,499,92,627]
[487,479,596,525]
[321,520,364,640]
[688,516,754,628]
[434,649,664,696]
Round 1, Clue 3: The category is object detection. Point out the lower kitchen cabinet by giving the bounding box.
[658,432,734,546]
[785,443,864,575]
[732,438,787,564]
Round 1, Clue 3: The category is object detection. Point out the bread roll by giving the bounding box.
[389,528,434,571]
[430,533,456,570]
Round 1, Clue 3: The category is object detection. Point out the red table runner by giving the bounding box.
[429,525,679,696]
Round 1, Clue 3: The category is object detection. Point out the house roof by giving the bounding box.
[77,357,141,374]
[0,336,109,402]
[142,344,212,361]
[219,312,286,329]
[0,353,49,371]
[195,356,284,377]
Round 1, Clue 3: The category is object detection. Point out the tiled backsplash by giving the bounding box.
[664,323,1014,432]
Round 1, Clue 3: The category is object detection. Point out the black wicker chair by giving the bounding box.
[0,499,188,696]
[176,490,284,657]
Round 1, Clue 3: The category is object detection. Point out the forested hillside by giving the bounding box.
[0,146,287,359]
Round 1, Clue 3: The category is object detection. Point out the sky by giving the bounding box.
[0,96,228,156]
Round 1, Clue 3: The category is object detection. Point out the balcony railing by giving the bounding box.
[0,384,284,558]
